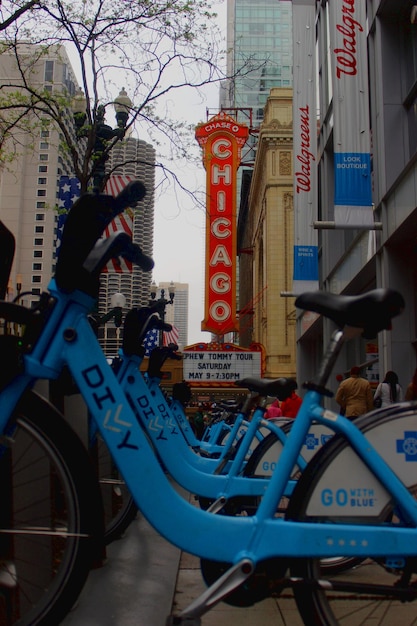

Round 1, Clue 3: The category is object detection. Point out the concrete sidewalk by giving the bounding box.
[62,512,181,626]
[171,550,304,626]
[61,501,303,626]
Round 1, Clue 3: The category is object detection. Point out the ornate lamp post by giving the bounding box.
[99,292,127,328]
[149,281,176,346]
[72,88,133,191]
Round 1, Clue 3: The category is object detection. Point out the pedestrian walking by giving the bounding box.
[335,366,373,419]
[264,399,282,419]
[373,370,403,408]
[280,384,302,418]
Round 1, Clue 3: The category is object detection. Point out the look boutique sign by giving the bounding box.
[195,112,249,335]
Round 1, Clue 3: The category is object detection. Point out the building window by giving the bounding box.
[38,177,47,185]
[32,288,41,295]
[39,154,48,161]
[40,142,49,150]
[36,202,46,209]
[34,238,43,246]
[41,129,49,138]
[38,165,48,173]
[32,276,41,283]
[44,60,54,82]
[35,214,45,221]
[37,190,46,197]
[33,250,43,258]
[35,225,44,234]
[32,263,42,271]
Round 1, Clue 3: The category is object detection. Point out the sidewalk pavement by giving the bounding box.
[172,550,304,626]
[62,487,303,626]
[62,511,181,626]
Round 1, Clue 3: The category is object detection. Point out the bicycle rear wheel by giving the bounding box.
[287,405,417,625]
[243,427,362,575]
[0,390,104,626]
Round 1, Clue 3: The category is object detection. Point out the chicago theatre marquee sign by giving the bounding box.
[195,112,249,336]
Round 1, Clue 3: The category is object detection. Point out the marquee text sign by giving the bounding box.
[195,112,249,335]
[183,350,262,383]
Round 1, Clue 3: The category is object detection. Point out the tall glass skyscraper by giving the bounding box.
[221,0,292,126]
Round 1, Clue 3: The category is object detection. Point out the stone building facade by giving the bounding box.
[245,88,296,379]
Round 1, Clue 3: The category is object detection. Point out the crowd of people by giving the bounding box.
[264,366,417,423]
[334,365,417,419]
[190,366,417,437]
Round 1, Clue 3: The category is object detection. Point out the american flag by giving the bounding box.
[143,328,160,356]
[102,175,134,273]
[163,325,179,347]
[56,176,81,257]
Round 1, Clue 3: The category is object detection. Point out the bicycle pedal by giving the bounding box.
[166,616,201,625]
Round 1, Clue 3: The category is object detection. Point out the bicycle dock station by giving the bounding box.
[2,183,417,626]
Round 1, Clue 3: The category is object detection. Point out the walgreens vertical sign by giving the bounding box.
[195,112,248,336]
[329,0,373,227]
[292,0,318,293]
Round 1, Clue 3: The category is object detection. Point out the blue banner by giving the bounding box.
[294,246,319,282]
[334,153,372,207]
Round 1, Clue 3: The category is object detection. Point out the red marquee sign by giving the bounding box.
[195,112,249,336]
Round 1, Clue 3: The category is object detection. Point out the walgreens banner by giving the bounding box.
[330,0,373,226]
[195,112,248,336]
[292,0,319,293]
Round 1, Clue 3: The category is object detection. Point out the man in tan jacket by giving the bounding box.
[335,366,374,419]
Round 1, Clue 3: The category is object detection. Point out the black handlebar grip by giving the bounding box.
[114,181,147,215]
[122,241,154,272]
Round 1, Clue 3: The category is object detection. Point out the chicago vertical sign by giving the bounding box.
[195,112,248,336]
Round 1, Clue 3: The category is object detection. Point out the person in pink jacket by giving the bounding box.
[264,399,282,419]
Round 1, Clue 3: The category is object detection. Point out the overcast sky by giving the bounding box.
[144,2,227,345]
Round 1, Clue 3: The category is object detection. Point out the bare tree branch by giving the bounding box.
[0,0,263,196]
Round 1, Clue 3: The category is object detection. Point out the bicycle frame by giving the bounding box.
[111,351,303,500]
[2,280,417,569]
[144,372,265,463]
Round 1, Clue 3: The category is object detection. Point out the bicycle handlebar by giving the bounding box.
[55,181,152,296]
[123,306,172,357]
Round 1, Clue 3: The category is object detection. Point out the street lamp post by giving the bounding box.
[72,87,133,191]
[93,292,127,355]
[149,281,176,346]
[99,292,127,329]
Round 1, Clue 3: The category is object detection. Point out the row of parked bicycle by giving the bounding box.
[0,180,416,626]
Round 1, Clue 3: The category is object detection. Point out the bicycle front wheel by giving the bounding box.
[91,432,138,544]
[287,404,417,625]
[0,390,104,626]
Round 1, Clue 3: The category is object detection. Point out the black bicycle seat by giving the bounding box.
[295,288,404,338]
[236,377,297,400]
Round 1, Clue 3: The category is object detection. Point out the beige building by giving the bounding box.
[0,44,79,306]
[245,88,296,380]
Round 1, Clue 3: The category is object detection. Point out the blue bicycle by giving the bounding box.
[1,182,416,626]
